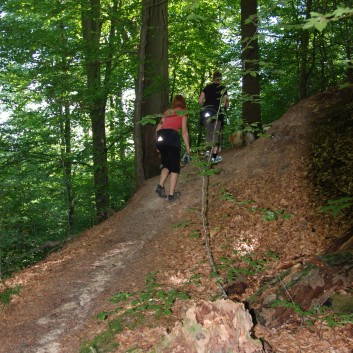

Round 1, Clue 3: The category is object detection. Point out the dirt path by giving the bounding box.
[0,173,203,353]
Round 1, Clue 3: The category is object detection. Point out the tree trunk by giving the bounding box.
[60,103,74,235]
[299,0,313,99]
[58,22,75,234]
[134,0,150,188]
[336,0,353,84]
[81,0,109,223]
[197,69,207,147]
[140,0,169,180]
[240,0,261,126]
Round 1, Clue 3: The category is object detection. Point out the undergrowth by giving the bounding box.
[0,284,20,310]
[79,249,281,352]
[220,190,294,221]
[271,299,353,328]
[79,272,189,353]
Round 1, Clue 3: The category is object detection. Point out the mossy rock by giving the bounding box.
[331,293,353,314]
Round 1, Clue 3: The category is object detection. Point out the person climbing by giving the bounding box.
[155,95,191,202]
[198,70,229,163]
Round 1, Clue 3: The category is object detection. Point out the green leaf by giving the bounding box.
[249,71,258,77]
[96,311,112,321]
[109,292,132,303]
[186,14,205,22]
[310,11,324,18]
[314,21,328,32]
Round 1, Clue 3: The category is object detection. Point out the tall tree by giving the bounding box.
[133,0,149,188]
[80,0,113,222]
[241,0,261,125]
[138,0,169,180]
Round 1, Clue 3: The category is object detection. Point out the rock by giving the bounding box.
[253,251,353,328]
[154,299,267,353]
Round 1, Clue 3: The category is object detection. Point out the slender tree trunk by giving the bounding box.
[60,103,74,234]
[197,69,207,147]
[240,0,261,125]
[336,0,353,83]
[299,0,313,99]
[81,0,109,222]
[134,0,150,188]
[58,22,74,234]
[140,0,169,179]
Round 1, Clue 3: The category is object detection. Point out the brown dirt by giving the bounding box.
[1,88,353,353]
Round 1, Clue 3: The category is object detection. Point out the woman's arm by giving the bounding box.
[156,118,164,132]
[223,93,229,109]
[181,116,190,154]
[198,91,205,106]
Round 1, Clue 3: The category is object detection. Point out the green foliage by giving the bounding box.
[80,272,190,353]
[272,299,316,317]
[250,207,294,221]
[216,251,279,284]
[220,190,254,205]
[319,197,353,217]
[0,285,20,307]
[172,221,190,229]
[190,152,222,177]
[184,273,203,286]
[0,0,138,276]
[242,122,272,138]
[304,7,353,32]
[139,114,163,126]
[189,230,201,239]
[271,299,353,328]
[220,190,293,221]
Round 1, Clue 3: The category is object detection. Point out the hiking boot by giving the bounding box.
[155,184,166,198]
[167,192,181,202]
[211,155,222,163]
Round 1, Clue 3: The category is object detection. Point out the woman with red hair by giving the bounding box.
[155,95,191,201]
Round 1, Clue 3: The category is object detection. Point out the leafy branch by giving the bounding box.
[304,7,353,32]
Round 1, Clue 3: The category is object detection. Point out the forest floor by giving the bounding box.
[1,88,353,353]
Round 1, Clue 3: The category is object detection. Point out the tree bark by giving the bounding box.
[335,0,353,83]
[134,0,150,188]
[58,22,75,234]
[241,0,261,126]
[299,0,313,99]
[60,103,74,234]
[81,0,109,223]
[140,0,169,180]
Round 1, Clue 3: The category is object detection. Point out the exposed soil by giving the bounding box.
[1,88,353,353]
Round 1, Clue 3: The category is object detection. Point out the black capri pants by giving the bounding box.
[158,145,181,173]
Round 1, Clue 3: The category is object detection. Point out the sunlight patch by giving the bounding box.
[233,232,260,255]
[169,272,189,285]
[92,241,139,267]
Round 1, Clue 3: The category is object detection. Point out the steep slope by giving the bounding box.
[1,87,353,353]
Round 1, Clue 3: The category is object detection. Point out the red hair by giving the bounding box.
[172,95,186,109]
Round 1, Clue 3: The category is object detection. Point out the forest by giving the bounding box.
[0,0,352,279]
